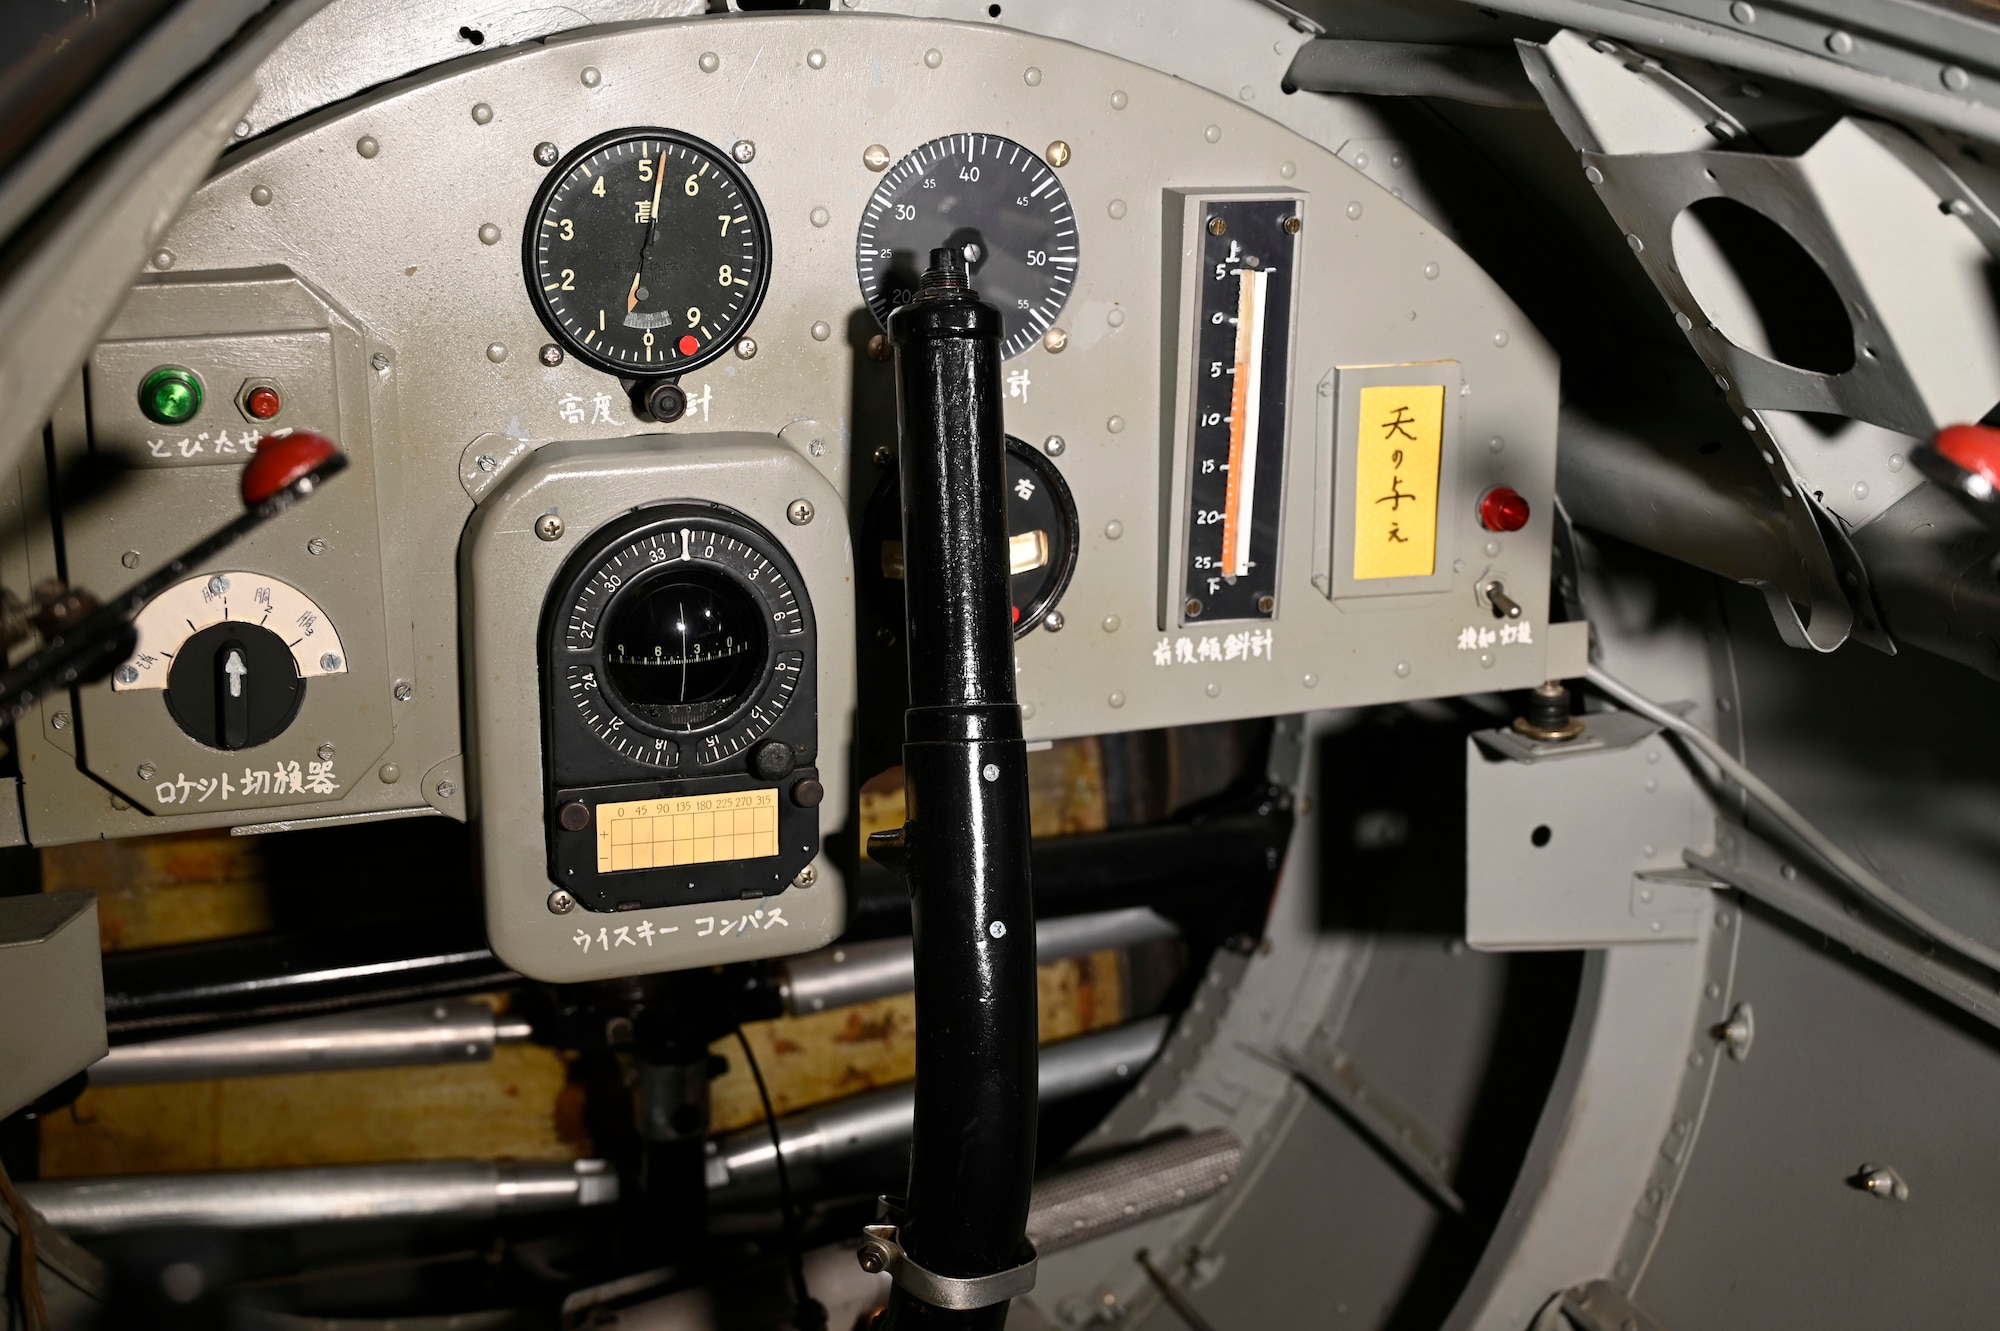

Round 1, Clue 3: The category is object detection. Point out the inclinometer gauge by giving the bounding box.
[540,504,822,912]
[856,133,1078,359]
[524,127,771,378]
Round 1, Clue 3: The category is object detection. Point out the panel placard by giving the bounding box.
[596,788,779,873]
[1352,384,1445,581]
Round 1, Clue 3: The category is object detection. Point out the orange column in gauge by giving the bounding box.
[1220,266,1270,581]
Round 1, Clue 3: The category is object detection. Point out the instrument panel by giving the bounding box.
[9,11,1564,978]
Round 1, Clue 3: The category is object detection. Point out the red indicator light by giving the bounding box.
[1478,486,1530,533]
[245,385,282,419]
[678,335,700,356]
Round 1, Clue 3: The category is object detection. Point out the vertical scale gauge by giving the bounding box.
[1177,198,1303,625]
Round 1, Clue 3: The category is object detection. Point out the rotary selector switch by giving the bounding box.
[116,571,346,750]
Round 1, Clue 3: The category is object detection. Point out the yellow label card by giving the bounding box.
[1353,384,1445,580]
[596,788,779,873]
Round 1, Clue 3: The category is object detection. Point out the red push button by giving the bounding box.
[240,431,339,506]
[1479,486,1530,533]
[1934,424,2000,488]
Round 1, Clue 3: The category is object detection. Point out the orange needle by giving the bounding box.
[626,271,641,314]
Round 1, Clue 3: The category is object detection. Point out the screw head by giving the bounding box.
[548,889,577,915]
[787,499,815,526]
[116,665,139,684]
[137,763,157,780]
[536,513,565,541]
[436,779,457,799]
[534,141,559,166]
[539,343,565,367]
[1046,140,1071,167]
[1284,215,1303,234]
[732,139,756,163]
[370,352,391,373]
[1042,327,1068,353]
[858,1242,889,1273]
[394,681,413,702]
[476,453,497,472]
[872,445,894,467]
[50,711,69,730]
[558,801,591,831]
[316,742,336,761]
[1043,610,1065,632]
[319,653,342,672]
[1208,217,1227,236]
[982,763,1001,782]
[121,550,140,568]
[791,777,825,808]
[735,337,758,360]
[793,864,819,889]
[307,537,328,556]
[867,333,891,363]
[863,143,891,171]
[989,920,1008,938]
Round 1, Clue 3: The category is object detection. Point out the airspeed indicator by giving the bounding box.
[856,133,1078,359]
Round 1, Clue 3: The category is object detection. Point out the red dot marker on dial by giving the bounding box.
[678,335,700,356]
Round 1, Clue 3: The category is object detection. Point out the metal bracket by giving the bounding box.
[857,1223,1038,1311]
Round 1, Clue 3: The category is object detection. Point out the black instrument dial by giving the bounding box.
[558,517,806,769]
[524,127,771,378]
[856,133,1078,359]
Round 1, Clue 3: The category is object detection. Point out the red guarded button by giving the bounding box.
[240,431,339,506]
[244,385,282,419]
[1479,486,1531,533]
[1934,424,2000,488]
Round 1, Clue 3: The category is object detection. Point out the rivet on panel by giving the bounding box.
[151,249,174,270]
[807,49,827,69]
[1423,262,1439,280]
[1106,415,1125,434]
[810,206,831,228]
[234,120,252,138]
[1888,453,1905,472]
[471,102,494,123]
[1205,681,1221,697]
[478,222,501,245]
[1279,160,1296,179]
[1584,165,1604,184]
[1675,311,1693,330]
[699,52,720,73]
[356,136,380,159]
[1111,89,1129,109]
[1108,199,1127,220]
[1478,651,1495,668]
[1107,308,1125,327]
[1043,434,1066,456]
[251,184,273,206]
[810,321,831,341]
[1395,661,1411,677]
[486,342,508,363]
[1484,540,1500,557]
[1729,1,1755,22]
[1104,520,1123,539]
[580,67,601,86]
[1023,65,1040,84]
[1826,30,1854,54]
[1302,672,1318,688]
[379,764,401,783]
[1625,233,1644,252]
[1944,65,1972,92]
[1204,124,1222,143]
[1492,330,1510,347]
[1102,615,1120,633]
[1345,201,1362,220]
[1107,691,1126,708]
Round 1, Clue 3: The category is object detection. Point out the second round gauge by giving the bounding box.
[857,134,1078,359]
[525,128,771,377]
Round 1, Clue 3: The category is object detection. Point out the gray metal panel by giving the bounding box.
[1465,716,1714,949]
[462,434,853,982]
[1636,905,2000,1329]
[0,890,106,1118]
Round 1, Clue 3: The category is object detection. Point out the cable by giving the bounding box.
[1136,1249,1222,1331]
[734,1026,825,1331]
[1586,663,2000,978]
[0,1158,50,1331]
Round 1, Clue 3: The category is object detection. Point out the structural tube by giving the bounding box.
[885,246,1036,1327]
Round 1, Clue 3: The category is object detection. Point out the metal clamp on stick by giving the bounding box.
[858,1224,1039,1311]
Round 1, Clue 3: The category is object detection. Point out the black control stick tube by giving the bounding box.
[875,248,1038,1327]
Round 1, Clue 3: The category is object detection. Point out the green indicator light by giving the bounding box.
[139,366,203,426]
